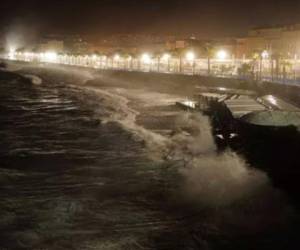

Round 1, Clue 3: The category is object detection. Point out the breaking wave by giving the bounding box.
[23,74,43,85]
[81,83,271,207]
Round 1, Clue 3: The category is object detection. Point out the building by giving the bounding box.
[63,35,89,54]
[166,37,205,50]
[214,38,237,59]
[37,35,90,54]
[235,38,247,59]
[236,24,300,58]
[38,39,64,53]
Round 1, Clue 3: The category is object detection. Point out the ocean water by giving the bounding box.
[0,68,299,250]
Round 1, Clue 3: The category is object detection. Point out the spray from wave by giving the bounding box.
[167,113,269,207]
[23,74,43,85]
[79,81,271,207]
[6,63,277,208]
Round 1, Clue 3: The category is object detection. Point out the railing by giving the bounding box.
[4,52,300,85]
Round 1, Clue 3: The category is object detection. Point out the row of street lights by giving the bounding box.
[9,48,298,83]
[7,48,230,63]
[5,48,242,75]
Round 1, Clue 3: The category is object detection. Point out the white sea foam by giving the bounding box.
[80,83,270,206]
[8,64,273,207]
[23,74,43,85]
[166,112,269,206]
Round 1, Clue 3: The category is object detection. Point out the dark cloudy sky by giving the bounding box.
[1,0,300,39]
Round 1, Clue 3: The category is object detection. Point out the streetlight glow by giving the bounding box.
[8,48,16,58]
[216,50,228,60]
[44,52,58,62]
[114,54,120,60]
[162,53,171,61]
[186,51,195,61]
[141,53,151,64]
[261,50,269,59]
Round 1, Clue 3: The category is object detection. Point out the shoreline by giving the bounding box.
[1,61,300,249]
[4,59,300,106]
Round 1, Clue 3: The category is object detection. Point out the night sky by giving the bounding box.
[1,0,300,39]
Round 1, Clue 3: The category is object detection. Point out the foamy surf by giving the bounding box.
[23,74,43,85]
[75,82,272,207]
[1,64,295,250]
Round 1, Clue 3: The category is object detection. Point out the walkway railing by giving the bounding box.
[3,52,300,85]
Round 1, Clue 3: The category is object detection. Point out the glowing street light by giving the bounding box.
[141,53,152,64]
[114,54,120,61]
[161,53,171,72]
[44,52,58,62]
[185,51,197,75]
[186,51,195,61]
[216,50,228,60]
[162,53,171,61]
[261,50,269,59]
[8,48,16,59]
[23,52,31,61]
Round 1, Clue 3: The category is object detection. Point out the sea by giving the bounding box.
[0,66,299,250]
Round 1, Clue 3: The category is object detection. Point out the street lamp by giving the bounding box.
[8,48,16,59]
[24,52,31,61]
[186,51,196,74]
[126,55,133,70]
[141,53,151,64]
[216,50,228,60]
[44,52,58,62]
[101,55,107,69]
[186,51,195,61]
[261,50,269,59]
[113,54,120,68]
[162,53,171,72]
[259,50,269,81]
[114,54,120,61]
[162,53,170,61]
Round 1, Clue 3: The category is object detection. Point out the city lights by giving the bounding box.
[44,52,58,62]
[216,50,228,60]
[114,54,120,61]
[8,48,16,59]
[3,45,299,81]
[261,50,269,59]
[141,53,151,64]
[185,51,195,61]
[162,53,171,61]
[24,52,30,58]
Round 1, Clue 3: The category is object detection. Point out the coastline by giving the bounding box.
[0,61,299,250]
